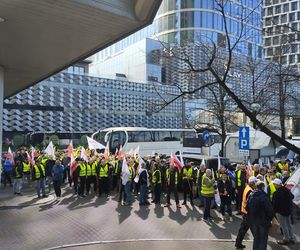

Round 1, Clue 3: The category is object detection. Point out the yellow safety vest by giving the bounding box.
[128,167,133,181]
[166,168,178,185]
[99,164,109,177]
[15,166,22,178]
[183,167,193,180]
[201,174,215,196]
[34,164,45,179]
[23,162,31,173]
[114,160,119,175]
[237,170,242,187]
[86,164,92,176]
[269,183,276,200]
[152,169,162,184]
[79,163,87,177]
[91,162,97,176]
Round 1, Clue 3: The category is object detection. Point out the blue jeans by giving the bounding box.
[250,224,269,250]
[36,178,46,197]
[125,181,132,204]
[203,196,213,219]
[276,213,294,241]
[139,184,147,204]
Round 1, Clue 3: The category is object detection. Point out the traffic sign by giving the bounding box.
[202,130,210,142]
[239,126,249,153]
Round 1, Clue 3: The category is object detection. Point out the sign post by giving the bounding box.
[239,126,250,156]
[202,130,211,156]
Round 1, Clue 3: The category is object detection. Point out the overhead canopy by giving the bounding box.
[0,0,162,98]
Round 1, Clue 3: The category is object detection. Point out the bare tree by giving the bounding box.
[149,0,300,154]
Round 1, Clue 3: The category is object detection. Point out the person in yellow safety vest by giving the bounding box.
[76,159,87,198]
[235,176,257,249]
[196,163,206,207]
[277,158,289,173]
[85,158,94,195]
[235,164,247,215]
[112,158,120,191]
[201,169,217,221]
[151,162,162,204]
[13,160,23,195]
[22,158,31,185]
[96,158,110,197]
[267,175,277,201]
[32,160,47,198]
[124,157,135,206]
[164,164,181,208]
[182,162,194,206]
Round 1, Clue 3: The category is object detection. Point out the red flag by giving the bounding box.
[117,146,124,161]
[170,153,183,173]
[67,142,73,158]
[104,142,110,160]
[69,154,77,178]
[247,161,253,179]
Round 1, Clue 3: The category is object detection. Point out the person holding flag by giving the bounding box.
[32,158,47,198]
[235,164,247,215]
[138,162,150,206]
[96,158,110,197]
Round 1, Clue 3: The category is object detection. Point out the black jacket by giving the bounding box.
[272,186,294,216]
[139,169,148,185]
[247,189,275,227]
[217,179,232,197]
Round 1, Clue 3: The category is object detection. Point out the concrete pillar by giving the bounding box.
[0,66,3,184]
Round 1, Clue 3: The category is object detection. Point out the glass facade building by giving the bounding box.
[264,0,300,66]
[91,0,263,67]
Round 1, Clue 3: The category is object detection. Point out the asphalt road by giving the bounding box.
[0,184,299,250]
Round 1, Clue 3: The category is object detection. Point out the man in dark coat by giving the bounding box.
[247,181,275,250]
[272,178,295,245]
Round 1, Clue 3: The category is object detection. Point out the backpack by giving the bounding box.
[4,160,12,172]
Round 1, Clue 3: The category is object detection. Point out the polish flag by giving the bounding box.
[104,142,110,160]
[67,141,73,158]
[170,153,183,173]
[80,147,88,162]
[7,147,15,166]
[247,160,253,178]
[117,146,124,161]
[44,141,55,160]
[86,136,105,150]
[69,153,77,178]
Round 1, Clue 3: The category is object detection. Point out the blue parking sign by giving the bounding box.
[239,126,249,150]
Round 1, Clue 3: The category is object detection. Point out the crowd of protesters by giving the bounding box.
[1,146,299,249]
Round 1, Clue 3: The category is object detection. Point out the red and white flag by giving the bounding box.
[86,136,105,150]
[104,142,110,160]
[117,146,124,161]
[45,141,55,160]
[7,147,15,165]
[247,160,253,178]
[170,152,183,173]
[80,147,88,162]
[67,141,73,158]
[69,153,77,178]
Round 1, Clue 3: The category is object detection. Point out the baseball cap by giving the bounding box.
[248,176,258,184]
[272,178,282,185]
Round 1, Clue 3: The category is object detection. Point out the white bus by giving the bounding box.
[91,127,199,156]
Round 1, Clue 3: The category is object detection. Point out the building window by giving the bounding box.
[290,13,296,21]
[275,5,281,14]
[265,37,271,46]
[291,2,298,11]
[267,7,273,15]
[266,48,273,56]
[291,44,298,53]
[290,55,296,64]
[281,14,287,23]
[283,3,289,12]
[273,36,280,45]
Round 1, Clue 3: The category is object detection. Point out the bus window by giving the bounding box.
[154,131,172,141]
[183,131,197,138]
[171,131,182,141]
[110,131,126,150]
